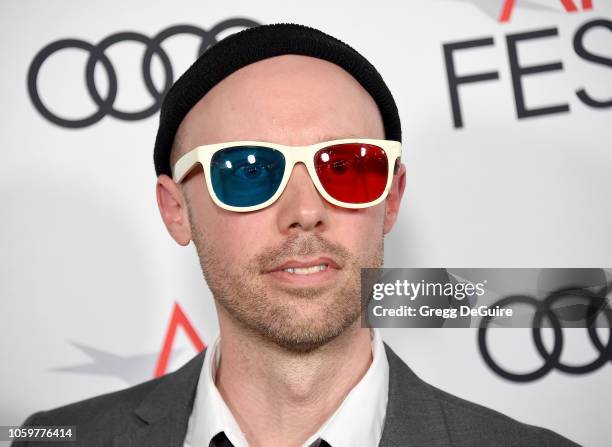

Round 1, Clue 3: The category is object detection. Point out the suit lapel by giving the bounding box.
[379,343,451,447]
[113,348,207,447]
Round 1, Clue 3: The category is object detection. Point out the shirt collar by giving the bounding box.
[184,328,389,447]
[185,335,250,447]
[303,328,389,447]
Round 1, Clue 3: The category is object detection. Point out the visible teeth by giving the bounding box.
[283,264,328,275]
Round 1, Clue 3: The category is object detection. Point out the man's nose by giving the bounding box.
[275,163,329,233]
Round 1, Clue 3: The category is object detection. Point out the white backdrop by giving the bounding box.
[1,0,611,445]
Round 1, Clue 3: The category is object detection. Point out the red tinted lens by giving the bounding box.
[314,143,389,204]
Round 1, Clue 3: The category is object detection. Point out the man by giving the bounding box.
[15,23,578,447]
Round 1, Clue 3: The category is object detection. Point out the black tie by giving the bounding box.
[209,432,332,447]
[210,432,234,447]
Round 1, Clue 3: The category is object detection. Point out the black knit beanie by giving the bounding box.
[153,22,402,177]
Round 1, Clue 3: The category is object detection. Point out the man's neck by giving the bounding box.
[214,312,373,447]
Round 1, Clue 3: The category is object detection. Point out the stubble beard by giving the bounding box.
[190,219,384,354]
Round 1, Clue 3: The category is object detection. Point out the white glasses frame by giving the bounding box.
[173,138,402,213]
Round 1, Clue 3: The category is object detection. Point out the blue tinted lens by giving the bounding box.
[210,146,286,207]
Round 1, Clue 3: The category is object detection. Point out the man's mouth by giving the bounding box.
[265,257,340,285]
[269,257,340,273]
[282,264,328,275]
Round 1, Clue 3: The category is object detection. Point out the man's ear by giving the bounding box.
[383,163,406,234]
[156,174,192,246]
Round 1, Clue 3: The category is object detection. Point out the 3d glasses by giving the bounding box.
[173,139,402,212]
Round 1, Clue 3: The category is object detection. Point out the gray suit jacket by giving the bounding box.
[13,343,580,446]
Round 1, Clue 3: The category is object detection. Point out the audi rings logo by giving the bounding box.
[27,19,260,128]
[478,283,612,382]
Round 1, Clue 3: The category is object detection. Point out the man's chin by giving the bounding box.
[264,331,346,354]
[222,297,361,354]
[255,316,359,354]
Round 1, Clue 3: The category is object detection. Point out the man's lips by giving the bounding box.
[263,256,341,286]
[265,257,341,273]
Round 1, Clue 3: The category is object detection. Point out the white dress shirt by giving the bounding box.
[183,328,389,447]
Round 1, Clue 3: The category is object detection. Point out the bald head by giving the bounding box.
[169,55,385,170]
